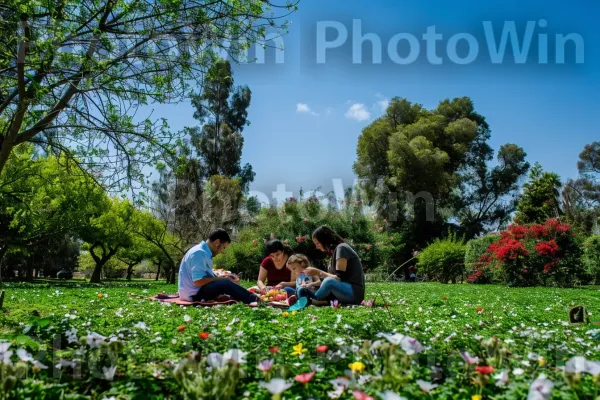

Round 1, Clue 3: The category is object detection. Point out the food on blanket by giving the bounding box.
[259,289,287,302]
[213,269,233,277]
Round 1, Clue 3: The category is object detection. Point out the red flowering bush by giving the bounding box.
[475,219,584,287]
[465,234,501,284]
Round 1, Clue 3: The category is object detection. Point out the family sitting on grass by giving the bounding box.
[177,226,366,309]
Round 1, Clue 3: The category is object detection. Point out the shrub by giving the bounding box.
[477,219,584,287]
[582,235,600,284]
[213,195,405,278]
[465,234,501,284]
[417,231,466,283]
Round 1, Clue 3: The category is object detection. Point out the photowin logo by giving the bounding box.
[314,19,584,66]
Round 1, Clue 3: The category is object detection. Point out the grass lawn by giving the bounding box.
[1,281,600,399]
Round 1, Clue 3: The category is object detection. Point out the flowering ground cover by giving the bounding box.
[1,281,600,399]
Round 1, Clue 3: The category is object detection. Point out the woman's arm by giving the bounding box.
[304,258,347,281]
[257,266,268,290]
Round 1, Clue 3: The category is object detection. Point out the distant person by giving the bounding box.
[299,226,366,306]
[178,229,259,304]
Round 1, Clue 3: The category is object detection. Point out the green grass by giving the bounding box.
[1,281,600,399]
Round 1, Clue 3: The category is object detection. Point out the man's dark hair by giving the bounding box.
[208,228,231,243]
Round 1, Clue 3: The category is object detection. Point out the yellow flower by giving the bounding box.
[291,311,297,316]
[539,358,546,367]
[282,312,289,318]
[348,361,366,374]
[472,395,482,400]
[291,343,307,356]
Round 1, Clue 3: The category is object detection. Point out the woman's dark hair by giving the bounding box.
[312,226,344,251]
[265,239,293,257]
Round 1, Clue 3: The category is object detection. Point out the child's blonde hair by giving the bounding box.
[287,254,310,269]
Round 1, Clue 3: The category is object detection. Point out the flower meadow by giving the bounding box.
[1,281,600,399]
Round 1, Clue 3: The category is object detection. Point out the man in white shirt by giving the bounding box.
[178,229,259,304]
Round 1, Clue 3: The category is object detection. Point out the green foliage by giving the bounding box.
[416,231,467,283]
[582,235,600,284]
[0,0,293,192]
[214,195,406,279]
[464,234,501,284]
[515,163,562,224]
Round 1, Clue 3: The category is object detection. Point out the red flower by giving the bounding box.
[316,345,329,353]
[476,307,484,313]
[535,240,559,256]
[295,372,315,384]
[199,332,209,340]
[268,346,279,354]
[353,392,375,400]
[365,244,372,251]
[177,326,185,332]
[476,365,495,374]
[442,297,448,301]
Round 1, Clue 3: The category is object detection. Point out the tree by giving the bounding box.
[78,197,135,283]
[353,96,492,247]
[0,145,106,271]
[453,144,530,238]
[188,59,255,193]
[0,0,295,191]
[514,163,562,224]
[117,235,158,280]
[562,142,600,234]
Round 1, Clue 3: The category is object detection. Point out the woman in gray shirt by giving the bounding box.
[300,226,366,306]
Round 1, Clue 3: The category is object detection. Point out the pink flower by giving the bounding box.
[295,372,315,384]
[258,359,274,372]
[331,300,340,310]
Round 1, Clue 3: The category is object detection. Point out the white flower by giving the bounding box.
[494,370,510,387]
[527,373,553,400]
[297,327,304,334]
[86,332,106,348]
[16,349,33,362]
[513,368,525,375]
[329,378,350,388]
[461,352,480,365]
[184,315,191,323]
[32,360,48,370]
[259,378,292,396]
[102,365,117,380]
[206,353,226,368]
[133,322,149,330]
[416,379,438,393]
[223,349,247,364]
[55,359,76,370]
[378,390,408,400]
[400,336,423,355]
[328,385,345,399]
[377,332,405,345]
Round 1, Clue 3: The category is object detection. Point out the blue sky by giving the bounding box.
[143,0,600,205]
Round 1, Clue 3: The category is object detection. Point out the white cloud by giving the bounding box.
[345,103,371,121]
[296,103,319,116]
[375,93,390,112]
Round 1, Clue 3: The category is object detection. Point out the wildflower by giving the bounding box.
[416,379,438,393]
[295,371,315,384]
[86,332,106,348]
[317,345,329,353]
[184,315,191,323]
[177,326,185,332]
[258,359,274,373]
[472,396,482,400]
[400,336,423,355]
[461,352,480,365]
[259,378,292,399]
[223,349,247,364]
[494,370,510,387]
[292,343,308,357]
[102,365,117,380]
[348,361,366,374]
[527,373,553,400]
[476,365,495,374]
[16,349,33,362]
[97,293,103,298]
[378,391,407,400]
[199,332,209,340]
[269,346,279,353]
[353,392,374,400]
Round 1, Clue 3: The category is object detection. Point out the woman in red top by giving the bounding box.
[257,240,295,297]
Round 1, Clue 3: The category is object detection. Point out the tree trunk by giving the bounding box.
[126,262,138,280]
[155,260,162,281]
[169,265,176,284]
[90,262,104,283]
[0,290,5,309]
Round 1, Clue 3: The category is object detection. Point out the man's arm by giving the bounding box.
[193,276,226,287]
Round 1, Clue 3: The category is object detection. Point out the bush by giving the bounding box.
[477,219,584,287]
[417,231,466,283]
[582,235,600,284]
[465,234,501,284]
[213,195,406,278]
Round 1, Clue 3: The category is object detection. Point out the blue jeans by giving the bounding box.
[191,279,259,304]
[283,287,296,297]
[297,277,355,304]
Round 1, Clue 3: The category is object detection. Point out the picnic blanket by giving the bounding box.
[145,293,239,307]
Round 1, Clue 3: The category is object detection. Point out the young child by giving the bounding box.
[285,254,321,299]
